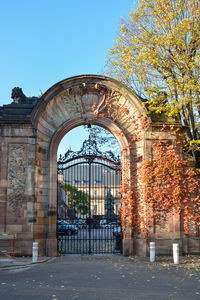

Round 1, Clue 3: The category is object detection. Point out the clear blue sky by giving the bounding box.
[0,0,137,154]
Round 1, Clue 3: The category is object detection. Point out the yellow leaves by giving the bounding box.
[120,24,126,32]
[107,0,199,84]
[190,140,200,146]
[106,0,200,159]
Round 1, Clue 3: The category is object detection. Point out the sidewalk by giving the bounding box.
[0,254,52,270]
[0,252,200,270]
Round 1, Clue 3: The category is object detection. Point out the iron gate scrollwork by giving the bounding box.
[57,136,122,254]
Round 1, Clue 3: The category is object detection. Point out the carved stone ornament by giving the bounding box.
[57,82,122,124]
[7,144,27,217]
[11,87,39,104]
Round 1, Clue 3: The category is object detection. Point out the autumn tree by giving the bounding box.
[63,183,89,215]
[84,125,121,157]
[107,0,200,167]
[139,141,200,236]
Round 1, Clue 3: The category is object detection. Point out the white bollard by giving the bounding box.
[173,243,179,264]
[32,242,38,263]
[150,242,155,263]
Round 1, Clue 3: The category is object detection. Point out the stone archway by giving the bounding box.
[0,75,188,257]
[32,75,150,256]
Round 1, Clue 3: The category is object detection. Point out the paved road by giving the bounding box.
[0,255,200,300]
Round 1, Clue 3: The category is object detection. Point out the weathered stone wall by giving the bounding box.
[0,75,199,257]
[0,124,36,255]
[32,75,188,257]
[32,76,151,256]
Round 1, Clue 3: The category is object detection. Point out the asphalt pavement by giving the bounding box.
[0,254,200,300]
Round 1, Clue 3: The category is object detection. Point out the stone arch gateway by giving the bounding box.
[1,75,198,257]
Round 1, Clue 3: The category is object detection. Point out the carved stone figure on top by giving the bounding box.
[11,87,39,104]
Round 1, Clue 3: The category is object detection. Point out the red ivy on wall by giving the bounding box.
[139,141,200,236]
[95,94,199,238]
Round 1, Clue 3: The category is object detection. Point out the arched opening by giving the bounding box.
[57,125,122,254]
[47,117,130,256]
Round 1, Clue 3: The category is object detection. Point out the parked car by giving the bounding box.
[100,219,107,226]
[104,222,118,228]
[113,226,122,236]
[72,219,85,229]
[57,220,79,235]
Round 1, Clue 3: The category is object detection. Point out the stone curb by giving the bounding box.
[0,257,54,271]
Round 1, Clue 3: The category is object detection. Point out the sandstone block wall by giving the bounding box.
[0,75,199,257]
[0,124,36,255]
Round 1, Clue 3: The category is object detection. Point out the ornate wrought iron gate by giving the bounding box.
[57,137,122,254]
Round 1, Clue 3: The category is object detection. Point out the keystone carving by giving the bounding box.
[57,83,122,124]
